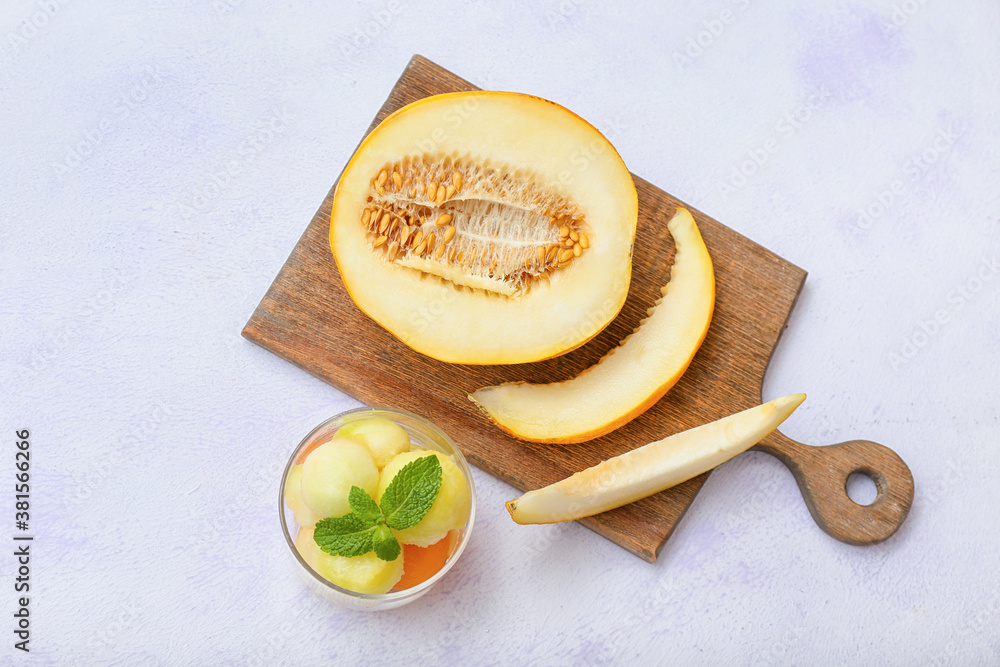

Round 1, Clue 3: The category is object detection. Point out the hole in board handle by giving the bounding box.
[846,471,879,506]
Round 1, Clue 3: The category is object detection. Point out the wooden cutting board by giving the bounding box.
[243,55,913,562]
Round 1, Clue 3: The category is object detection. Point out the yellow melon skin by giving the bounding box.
[470,208,715,444]
[330,91,638,365]
[506,394,806,524]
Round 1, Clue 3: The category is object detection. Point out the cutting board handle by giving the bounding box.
[753,431,914,544]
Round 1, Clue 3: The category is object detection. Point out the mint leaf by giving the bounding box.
[310,455,445,563]
[313,514,377,557]
[372,524,401,561]
[380,454,443,530]
[349,486,383,525]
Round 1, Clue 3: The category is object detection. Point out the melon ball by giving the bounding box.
[284,464,321,529]
[294,527,323,571]
[301,437,378,519]
[336,417,412,469]
[314,549,404,595]
[377,450,471,547]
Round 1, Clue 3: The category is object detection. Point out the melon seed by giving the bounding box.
[362,155,591,296]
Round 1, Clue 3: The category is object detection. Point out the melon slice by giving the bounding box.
[506,394,806,524]
[330,91,638,364]
[470,208,715,443]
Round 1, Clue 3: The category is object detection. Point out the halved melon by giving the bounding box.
[469,208,715,443]
[330,91,638,364]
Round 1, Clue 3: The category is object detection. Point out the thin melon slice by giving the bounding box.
[507,394,806,524]
[330,91,638,364]
[470,208,715,443]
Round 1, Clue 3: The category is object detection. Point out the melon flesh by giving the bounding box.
[330,91,637,364]
[470,208,715,443]
[507,394,806,524]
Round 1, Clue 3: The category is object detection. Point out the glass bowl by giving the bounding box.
[279,406,476,611]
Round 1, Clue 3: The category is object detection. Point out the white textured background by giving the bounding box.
[2,0,999,664]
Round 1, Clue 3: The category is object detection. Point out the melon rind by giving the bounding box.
[505,394,806,524]
[469,208,715,443]
[330,91,638,365]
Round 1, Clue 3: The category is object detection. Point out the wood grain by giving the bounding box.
[243,55,912,561]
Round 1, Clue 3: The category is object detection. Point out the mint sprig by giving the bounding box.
[313,454,443,562]
[372,524,401,561]
[380,454,443,530]
[349,486,382,525]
